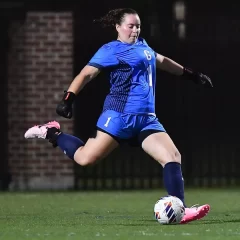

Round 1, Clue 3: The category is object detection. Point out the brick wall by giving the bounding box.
[8,12,75,190]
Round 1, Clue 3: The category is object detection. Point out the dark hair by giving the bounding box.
[94,8,138,29]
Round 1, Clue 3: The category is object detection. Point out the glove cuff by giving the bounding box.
[182,67,195,77]
[182,67,199,83]
[62,91,76,105]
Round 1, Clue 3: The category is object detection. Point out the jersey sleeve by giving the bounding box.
[87,44,118,69]
[141,38,157,57]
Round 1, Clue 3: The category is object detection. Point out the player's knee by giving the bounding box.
[74,152,101,166]
[173,149,181,164]
[166,149,181,165]
[159,149,181,166]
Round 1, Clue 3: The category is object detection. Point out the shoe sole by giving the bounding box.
[181,205,210,224]
[44,121,60,129]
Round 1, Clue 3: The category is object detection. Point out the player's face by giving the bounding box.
[116,14,141,44]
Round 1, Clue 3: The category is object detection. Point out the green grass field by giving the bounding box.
[0,188,239,240]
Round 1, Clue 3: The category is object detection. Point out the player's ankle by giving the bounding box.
[46,127,62,148]
[46,127,61,139]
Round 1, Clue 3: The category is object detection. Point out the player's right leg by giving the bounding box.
[73,130,119,166]
[24,120,119,166]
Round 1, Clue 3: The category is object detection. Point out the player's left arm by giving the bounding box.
[156,53,183,76]
[155,53,213,88]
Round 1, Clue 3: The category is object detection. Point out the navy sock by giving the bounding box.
[163,162,186,207]
[56,133,84,160]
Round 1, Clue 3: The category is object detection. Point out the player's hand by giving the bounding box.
[194,72,213,88]
[183,67,213,88]
[56,91,76,119]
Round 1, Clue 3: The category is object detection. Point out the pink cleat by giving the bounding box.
[24,121,60,139]
[180,204,210,224]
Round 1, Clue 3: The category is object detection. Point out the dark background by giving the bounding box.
[1,0,239,190]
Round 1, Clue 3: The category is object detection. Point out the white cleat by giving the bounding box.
[24,121,60,139]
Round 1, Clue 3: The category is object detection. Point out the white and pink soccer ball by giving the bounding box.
[154,196,185,224]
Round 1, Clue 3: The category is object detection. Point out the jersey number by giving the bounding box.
[147,65,153,87]
[104,117,111,127]
[144,50,152,60]
[144,50,152,86]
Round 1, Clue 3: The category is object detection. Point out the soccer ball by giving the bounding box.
[154,196,185,224]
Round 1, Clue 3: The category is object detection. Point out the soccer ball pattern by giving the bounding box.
[154,196,185,224]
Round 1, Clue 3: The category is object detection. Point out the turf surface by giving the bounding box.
[0,189,239,239]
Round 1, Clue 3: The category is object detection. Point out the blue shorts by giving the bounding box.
[96,110,166,145]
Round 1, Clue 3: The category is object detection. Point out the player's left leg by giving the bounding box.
[140,130,185,205]
[139,116,210,224]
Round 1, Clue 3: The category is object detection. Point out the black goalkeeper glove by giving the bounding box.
[56,91,76,119]
[183,67,213,88]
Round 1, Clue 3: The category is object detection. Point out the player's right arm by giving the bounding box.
[67,44,117,95]
[56,65,100,119]
[56,43,118,119]
[67,65,100,95]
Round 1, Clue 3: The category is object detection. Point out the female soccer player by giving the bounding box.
[25,8,213,224]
